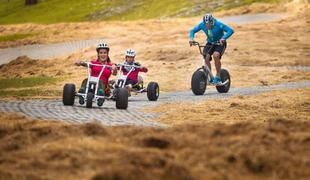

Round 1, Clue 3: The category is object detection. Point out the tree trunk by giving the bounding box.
[25,0,38,5]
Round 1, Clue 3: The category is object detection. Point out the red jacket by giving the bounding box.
[121,62,148,82]
[90,59,113,84]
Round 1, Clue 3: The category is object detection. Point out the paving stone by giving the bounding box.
[0,81,309,127]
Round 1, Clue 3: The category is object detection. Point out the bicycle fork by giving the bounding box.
[202,54,214,83]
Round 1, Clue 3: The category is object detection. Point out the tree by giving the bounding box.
[25,0,38,5]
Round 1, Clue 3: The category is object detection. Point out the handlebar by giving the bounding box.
[191,41,200,46]
[190,41,222,56]
[77,61,112,70]
[116,63,141,68]
[191,41,221,47]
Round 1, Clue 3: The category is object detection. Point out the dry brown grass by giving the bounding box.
[0,88,309,179]
[149,88,310,125]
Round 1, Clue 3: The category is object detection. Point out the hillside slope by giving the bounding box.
[0,0,287,24]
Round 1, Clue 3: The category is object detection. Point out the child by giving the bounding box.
[76,42,117,104]
[121,49,147,94]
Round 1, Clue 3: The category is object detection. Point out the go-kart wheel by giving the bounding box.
[216,69,231,93]
[86,92,94,108]
[63,84,75,106]
[147,82,159,101]
[115,88,128,109]
[191,70,207,95]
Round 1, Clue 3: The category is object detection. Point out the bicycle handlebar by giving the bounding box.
[191,41,221,47]
[116,63,141,68]
[88,63,111,67]
[77,61,112,69]
[191,41,222,56]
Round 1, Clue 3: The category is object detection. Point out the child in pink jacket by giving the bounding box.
[120,49,147,94]
[76,42,117,97]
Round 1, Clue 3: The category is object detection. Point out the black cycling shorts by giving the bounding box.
[203,42,227,61]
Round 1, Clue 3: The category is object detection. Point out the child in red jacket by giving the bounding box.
[120,49,147,94]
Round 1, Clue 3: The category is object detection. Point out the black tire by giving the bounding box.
[216,69,231,93]
[147,82,159,101]
[86,92,94,108]
[191,70,207,95]
[63,84,75,106]
[116,88,128,109]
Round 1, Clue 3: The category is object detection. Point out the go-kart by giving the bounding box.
[191,41,231,95]
[111,63,159,101]
[63,62,128,109]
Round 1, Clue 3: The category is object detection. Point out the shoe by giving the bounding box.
[79,96,84,105]
[98,88,104,96]
[212,76,221,84]
[78,88,85,105]
[105,88,111,97]
[97,88,105,106]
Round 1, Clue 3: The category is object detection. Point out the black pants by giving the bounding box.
[203,42,227,61]
[79,78,105,93]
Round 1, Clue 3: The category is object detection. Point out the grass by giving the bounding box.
[0,0,289,24]
[215,0,289,11]
[99,0,193,21]
[0,0,105,24]
[0,89,62,97]
[0,76,62,97]
[0,33,38,42]
[0,76,58,90]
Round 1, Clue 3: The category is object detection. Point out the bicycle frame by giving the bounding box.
[76,62,112,101]
[115,63,145,93]
[192,41,229,86]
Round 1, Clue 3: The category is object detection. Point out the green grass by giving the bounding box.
[0,0,289,24]
[0,76,58,90]
[0,76,62,97]
[0,89,62,97]
[0,0,106,24]
[0,33,38,42]
[215,0,288,11]
[98,0,193,21]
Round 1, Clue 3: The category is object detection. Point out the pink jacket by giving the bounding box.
[121,65,147,82]
[90,59,113,84]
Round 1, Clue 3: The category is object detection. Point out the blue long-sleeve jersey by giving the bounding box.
[189,19,234,43]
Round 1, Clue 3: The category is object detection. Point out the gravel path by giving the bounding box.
[0,39,104,65]
[0,81,309,127]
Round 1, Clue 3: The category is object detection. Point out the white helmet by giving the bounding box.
[96,42,109,52]
[125,49,136,57]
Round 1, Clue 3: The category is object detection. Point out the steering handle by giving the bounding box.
[116,63,141,68]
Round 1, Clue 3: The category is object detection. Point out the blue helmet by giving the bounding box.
[203,13,215,25]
